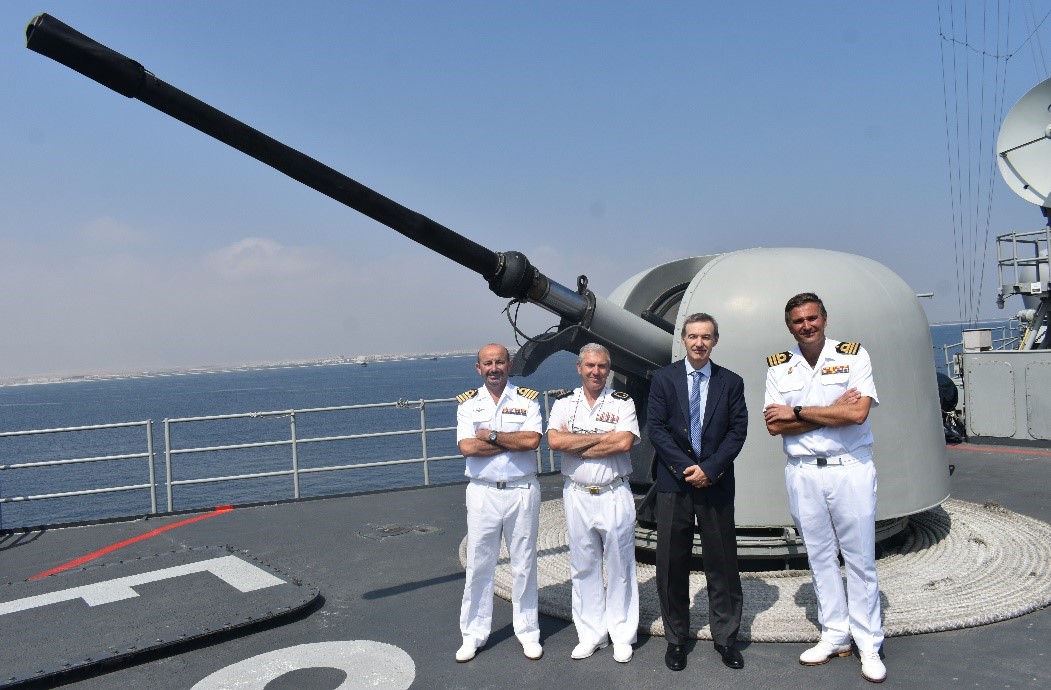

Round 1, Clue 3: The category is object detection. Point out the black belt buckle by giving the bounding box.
[816,457,827,467]
[495,481,507,489]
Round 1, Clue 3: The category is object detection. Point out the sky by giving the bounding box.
[2,1,1050,381]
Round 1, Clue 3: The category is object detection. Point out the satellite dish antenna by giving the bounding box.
[997,75,1051,208]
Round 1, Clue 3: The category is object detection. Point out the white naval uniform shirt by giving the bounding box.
[764,338,879,457]
[547,387,640,485]
[456,383,543,481]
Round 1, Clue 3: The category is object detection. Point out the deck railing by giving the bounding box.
[0,394,561,530]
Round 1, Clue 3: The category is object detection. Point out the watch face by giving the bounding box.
[488,430,498,442]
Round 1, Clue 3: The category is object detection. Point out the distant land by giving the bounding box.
[0,350,479,387]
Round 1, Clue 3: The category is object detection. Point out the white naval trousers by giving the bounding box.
[562,480,639,646]
[785,455,884,653]
[460,479,541,646]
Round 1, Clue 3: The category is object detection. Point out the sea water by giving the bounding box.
[0,352,578,529]
[0,323,1008,529]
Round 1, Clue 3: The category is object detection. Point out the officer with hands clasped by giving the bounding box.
[546,343,641,664]
[763,292,887,684]
[454,343,544,663]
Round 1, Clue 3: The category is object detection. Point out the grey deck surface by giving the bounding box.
[1,443,1048,689]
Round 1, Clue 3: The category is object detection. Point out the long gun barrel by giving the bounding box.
[26,14,672,379]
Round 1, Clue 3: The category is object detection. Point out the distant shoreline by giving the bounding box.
[0,350,478,388]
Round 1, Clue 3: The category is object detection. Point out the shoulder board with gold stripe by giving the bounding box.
[836,341,861,356]
[456,389,478,404]
[766,351,793,368]
[517,387,539,400]
[611,391,631,401]
[552,388,574,400]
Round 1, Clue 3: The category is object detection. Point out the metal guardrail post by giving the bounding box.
[164,418,174,512]
[146,420,156,514]
[290,411,301,499]
[420,400,429,485]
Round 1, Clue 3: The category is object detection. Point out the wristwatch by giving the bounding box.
[487,429,499,444]
[793,405,804,421]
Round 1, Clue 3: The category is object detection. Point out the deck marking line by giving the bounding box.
[947,444,1051,458]
[1,554,284,616]
[191,640,415,690]
[28,506,235,580]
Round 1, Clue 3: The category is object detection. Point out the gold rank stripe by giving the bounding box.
[517,387,539,400]
[456,389,478,404]
[836,341,861,355]
[766,351,792,367]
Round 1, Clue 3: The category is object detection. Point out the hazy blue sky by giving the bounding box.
[2,1,1050,380]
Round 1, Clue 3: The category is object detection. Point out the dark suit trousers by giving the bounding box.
[655,490,743,646]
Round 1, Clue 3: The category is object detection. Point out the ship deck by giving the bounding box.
[2,442,1049,689]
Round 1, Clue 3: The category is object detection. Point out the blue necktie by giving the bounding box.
[690,370,705,457]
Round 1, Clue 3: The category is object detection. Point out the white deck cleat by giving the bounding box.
[522,641,544,660]
[799,640,853,666]
[570,640,609,660]
[612,643,633,663]
[860,649,887,683]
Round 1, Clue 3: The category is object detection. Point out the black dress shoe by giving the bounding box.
[665,643,687,671]
[714,643,744,669]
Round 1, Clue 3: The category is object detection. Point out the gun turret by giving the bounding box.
[25,13,672,382]
[26,14,953,558]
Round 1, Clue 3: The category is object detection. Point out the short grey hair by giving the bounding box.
[577,342,611,366]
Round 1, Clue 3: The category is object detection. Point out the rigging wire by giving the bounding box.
[935,0,1051,326]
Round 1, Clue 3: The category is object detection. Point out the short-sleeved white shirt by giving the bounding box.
[547,387,640,485]
[764,338,879,457]
[456,383,543,481]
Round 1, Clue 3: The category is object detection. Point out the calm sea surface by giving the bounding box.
[0,323,1009,529]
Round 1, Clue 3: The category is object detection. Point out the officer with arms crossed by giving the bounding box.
[455,343,544,663]
[547,343,641,664]
[762,292,887,684]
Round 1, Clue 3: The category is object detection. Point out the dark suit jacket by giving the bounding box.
[646,359,747,500]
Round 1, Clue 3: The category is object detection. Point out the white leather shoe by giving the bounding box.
[522,641,543,660]
[612,643,633,663]
[799,640,852,666]
[859,649,887,683]
[571,640,609,660]
[455,642,479,663]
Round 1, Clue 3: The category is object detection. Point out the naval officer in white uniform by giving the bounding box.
[763,292,887,684]
[455,343,544,663]
[547,343,640,664]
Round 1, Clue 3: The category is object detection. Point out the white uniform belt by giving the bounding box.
[789,450,871,466]
[469,477,536,490]
[565,476,627,495]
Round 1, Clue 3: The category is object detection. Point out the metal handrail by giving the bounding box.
[1,392,563,530]
[161,396,556,511]
[161,394,567,511]
[0,420,155,529]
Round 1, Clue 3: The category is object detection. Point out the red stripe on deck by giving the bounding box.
[947,444,1051,458]
[29,506,234,580]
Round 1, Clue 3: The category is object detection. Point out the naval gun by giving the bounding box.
[26,14,950,557]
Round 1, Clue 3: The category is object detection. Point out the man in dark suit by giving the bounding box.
[646,312,747,672]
